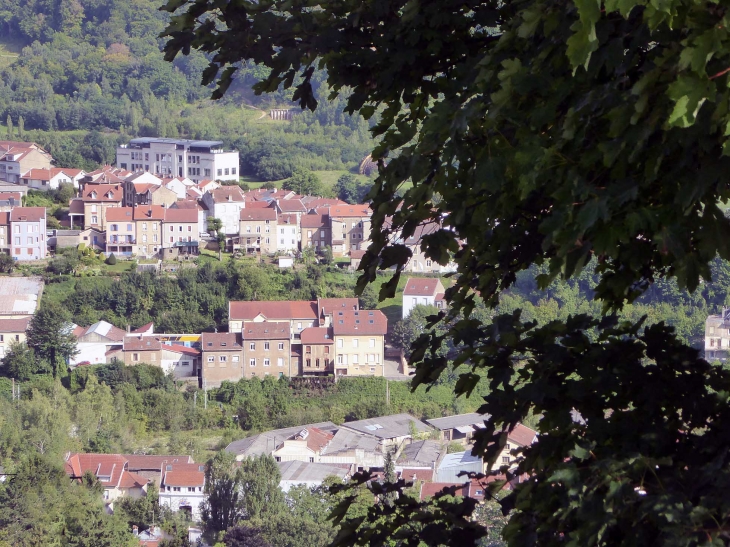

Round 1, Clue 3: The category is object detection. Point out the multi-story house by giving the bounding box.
[328,204,371,257]
[300,327,334,376]
[201,332,244,388]
[399,222,458,274]
[239,205,278,254]
[116,138,239,184]
[162,176,195,199]
[122,335,162,366]
[170,200,207,236]
[402,278,446,319]
[201,186,247,235]
[275,199,307,223]
[301,212,331,252]
[241,321,292,378]
[105,207,136,257]
[64,453,148,507]
[332,309,387,377]
[10,207,46,260]
[81,184,123,230]
[134,205,166,258]
[277,213,300,253]
[0,191,22,211]
[705,308,730,360]
[0,142,54,183]
[228,300,319,341]
[162,208,199,258]
[0,317,30,358]
[159,462,206,520]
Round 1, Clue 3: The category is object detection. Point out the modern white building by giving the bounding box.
[402,278,446,319]
[116,138,239,184]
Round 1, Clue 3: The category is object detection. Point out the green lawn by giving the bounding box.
[0,39,22,70]
[102,261,134,273]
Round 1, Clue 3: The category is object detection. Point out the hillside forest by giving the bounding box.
[0,0,375,179]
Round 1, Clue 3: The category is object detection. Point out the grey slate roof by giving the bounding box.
[339,413,432,440]
[438,450,483,470]
[225,421,338,457]
[397,440,444,467]
[278,460,349,483]
[425,413,489,431]
[320,428,380,455]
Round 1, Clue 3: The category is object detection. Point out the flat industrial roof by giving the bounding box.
[127,138,224,148]
[0,276,43,316]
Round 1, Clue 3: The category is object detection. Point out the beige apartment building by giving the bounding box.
[81,184,123,230]
[332,309,387,377]
[0,317,30,358]
[201,332,244,388]
[239,206,278,255]
[134,205,165,258]
[328,204,371,257]
[105,207,137,257]
[163,207,199,258]
[300,327,334,376]
[241,321,292,378]
[301,212,330,252]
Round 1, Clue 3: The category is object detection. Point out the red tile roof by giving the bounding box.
[161,463,205,487]
[118,470,148,489]
[329,204,372,218]
[163,344,201,356]
[507,424,537,447]
[403,278,444,297]
[277,213,298,225]
[10,207,45,222]
[245,200,274,209]
[131,322,154,334]
[123,336,162,351]
[419,482,468,500]
[318,298,359,316]
[301,213,329,228]
[303,427,334,452]
[164,208,198,223]
[277,199,306,212]
[208,186,245,203]
[0,192,22,201]
[241,321,291,340]
[0,212,8,224]
[172,200,201,210]
[201,332,242,350]
[331,309,388,336]
[22,168,52,180]
[401,468,434,483]
[350,250,367,259]
[0,317,31,332]
[69,199,84,214]
[105,207,135,222]
[301,197,347,209]
[300,327,334,344]
[240,207,277,221]
[82,184,123,202]
[229,301,318,321]
[65,453,128,487]
[133,206,166,221]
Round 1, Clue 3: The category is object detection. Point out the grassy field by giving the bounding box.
[0,39,22,70]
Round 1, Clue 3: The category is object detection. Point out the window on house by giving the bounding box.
[153,234,158,242]
[502,456,510,464]
[264,358,270,366]
[324,346,330,354]
[249,358,256,367]
[232,355,239,362]
[219,356,227,362]
[250,342,255,350]
[133,353,139,361]
[305,345,311,354]
[264,342,269,350]
[337,339,343,348]
[278,342,284,350]
[92,216,98,224]
[353,339,359,348]
[277,357,284,367]
[217,169,222,176]
[369,338,376,348]
[306,358,311,368]
[352,354,359,364]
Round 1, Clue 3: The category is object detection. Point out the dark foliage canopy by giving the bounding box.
[161,0,730,544]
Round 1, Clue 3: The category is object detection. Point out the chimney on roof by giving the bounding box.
[126,325,131,333]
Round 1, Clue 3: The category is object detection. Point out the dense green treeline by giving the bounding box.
[44,261,362,332]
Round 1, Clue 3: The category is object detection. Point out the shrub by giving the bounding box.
[106,253,117,265]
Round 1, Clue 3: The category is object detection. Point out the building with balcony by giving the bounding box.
[105,207,136,256]
[116,138,239,185]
